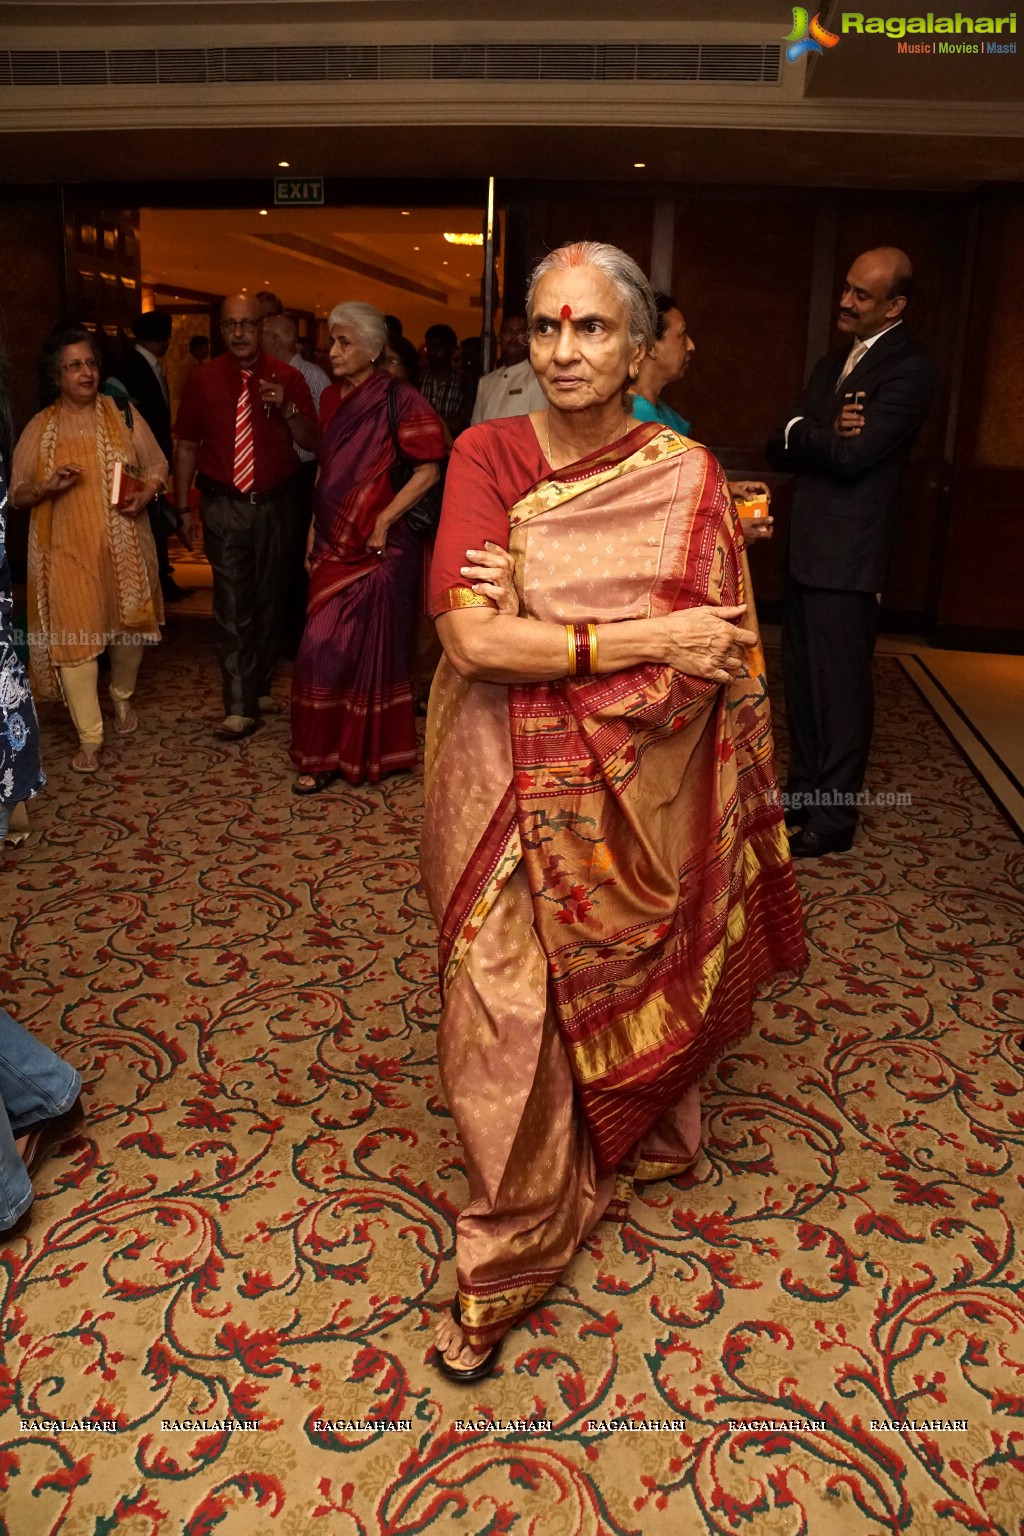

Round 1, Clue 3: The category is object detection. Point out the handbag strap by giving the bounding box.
[385,380,409,471]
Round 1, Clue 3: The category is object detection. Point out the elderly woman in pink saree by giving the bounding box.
[420,242,807,1382]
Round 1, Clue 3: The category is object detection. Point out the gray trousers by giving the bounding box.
[201,485,295,718]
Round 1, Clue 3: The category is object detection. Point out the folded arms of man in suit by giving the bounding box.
[767,348,936,483]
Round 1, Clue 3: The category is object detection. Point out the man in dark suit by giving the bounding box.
[766,247,936,858]
[116,310,190,601]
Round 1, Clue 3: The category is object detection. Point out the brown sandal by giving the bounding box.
[70,746,101,773]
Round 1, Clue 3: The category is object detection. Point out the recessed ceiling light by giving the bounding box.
[633,161,646,169]
[401,210,410,216]
[442,260,448,266]
[278,159,290,168]
[259,209,268,216]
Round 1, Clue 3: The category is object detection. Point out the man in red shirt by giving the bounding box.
[174,294,317,738]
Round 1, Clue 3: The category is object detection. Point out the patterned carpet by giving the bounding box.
[1,626,1022,1536]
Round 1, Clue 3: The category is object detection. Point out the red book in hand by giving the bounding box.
[110,461,147,510]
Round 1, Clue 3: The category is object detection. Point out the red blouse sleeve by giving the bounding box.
[429,424,519,616]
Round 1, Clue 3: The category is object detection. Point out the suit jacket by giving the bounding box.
[115,346,173,464]
[766,325,936,591]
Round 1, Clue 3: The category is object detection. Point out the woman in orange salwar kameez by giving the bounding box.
[420,243,807,1382]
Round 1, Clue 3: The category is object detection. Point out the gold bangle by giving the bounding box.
[566,623,578,677]
[588,623,598,674]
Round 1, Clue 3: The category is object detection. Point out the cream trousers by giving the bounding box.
[59,643,145,748]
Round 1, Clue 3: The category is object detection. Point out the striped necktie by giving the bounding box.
[835,340,868,392]
[233,369,255,491]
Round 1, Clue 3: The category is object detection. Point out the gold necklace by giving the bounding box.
[61,402,94,438]
[544,409,630,467]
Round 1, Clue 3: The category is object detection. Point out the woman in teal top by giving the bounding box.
[629,391,691,435]
[625,292,694,434]
[628,292,772,538]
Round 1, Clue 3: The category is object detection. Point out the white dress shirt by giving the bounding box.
[287,352,331,463]
[472,358,547,426]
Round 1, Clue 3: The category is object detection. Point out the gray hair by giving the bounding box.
[327,301,387,356]
[526,241,657,350]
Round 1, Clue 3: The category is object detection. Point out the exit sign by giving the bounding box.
[274,176,324,206]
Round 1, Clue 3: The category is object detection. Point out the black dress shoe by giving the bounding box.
[788,826,855,859]
[784,807,808,830]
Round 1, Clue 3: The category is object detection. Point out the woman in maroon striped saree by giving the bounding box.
[420,244,807,1381]
[289,302,446,790]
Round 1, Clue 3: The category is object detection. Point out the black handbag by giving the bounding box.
[386,381,445,536]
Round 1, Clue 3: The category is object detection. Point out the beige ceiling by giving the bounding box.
[8,120,1021,190]
[1,0,1021,189]
[141,205,493,335]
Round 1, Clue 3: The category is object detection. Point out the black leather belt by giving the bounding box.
[196,473,293,506]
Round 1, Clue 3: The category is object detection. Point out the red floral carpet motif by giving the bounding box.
[1,631,1022,1535]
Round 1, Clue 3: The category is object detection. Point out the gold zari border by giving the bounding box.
[434,585,495,614]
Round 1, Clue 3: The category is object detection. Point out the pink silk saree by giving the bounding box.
[421,422,806,1347]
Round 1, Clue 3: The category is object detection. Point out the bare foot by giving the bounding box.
[433,1313,492,1372]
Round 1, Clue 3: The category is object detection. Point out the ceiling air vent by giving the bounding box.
[326,46,380,80]
[600,46,642,80]
[11,51,61,86]
[538,46,597,80]
[57,51,109,86]
[109,51,159,86]
[274,48,329,83]
[377,47,432,79]
[699,44,780,82]
[433,45,488,79]
[224,48,276,84]
[155,50,209,85]
[636,45,699,80]
[0,43,783,89]
[484,45,542,80]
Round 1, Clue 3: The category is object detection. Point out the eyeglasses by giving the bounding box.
[62,358,99,373]
[221,319,259,334]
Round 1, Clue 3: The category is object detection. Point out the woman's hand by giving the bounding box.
[118,486,155,519]
[37,463,83,503]
[366,518,390,558]
[460,542,519,616]
[661,604,757,684]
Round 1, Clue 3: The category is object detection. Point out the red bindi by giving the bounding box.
[560,304,573,320]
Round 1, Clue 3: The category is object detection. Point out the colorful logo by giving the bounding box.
[785,7,842,60]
